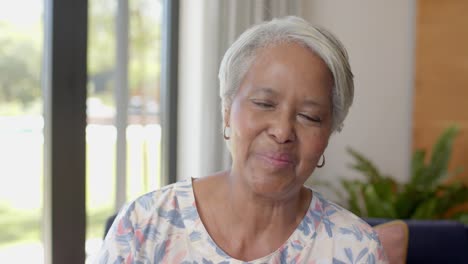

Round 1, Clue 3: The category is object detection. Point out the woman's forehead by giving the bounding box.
[243,44,332,89]
[248,86,329,108]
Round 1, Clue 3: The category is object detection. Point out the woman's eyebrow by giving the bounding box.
[251,87,324,107]
[251,87,277,96]
[302,99,323,107]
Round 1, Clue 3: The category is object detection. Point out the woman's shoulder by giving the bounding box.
[306,188,377,240]
[106,178,197,236]
[108,178,196,239]
[295,188,387,263]
[121,178,194,219]
[97,179,199,263]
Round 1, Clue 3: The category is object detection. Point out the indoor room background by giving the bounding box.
[1,0,466,263]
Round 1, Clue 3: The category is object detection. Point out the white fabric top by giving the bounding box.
[96,179,388,263]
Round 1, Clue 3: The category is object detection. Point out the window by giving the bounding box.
[85,0,164,260]
[0,0,178,263]
[0,0,45,262]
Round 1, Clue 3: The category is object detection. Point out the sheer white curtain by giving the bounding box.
[177,0,302,180]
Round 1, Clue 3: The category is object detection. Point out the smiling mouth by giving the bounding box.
[257,153,295,169]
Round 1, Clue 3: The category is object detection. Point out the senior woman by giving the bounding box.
[97,16,387,263]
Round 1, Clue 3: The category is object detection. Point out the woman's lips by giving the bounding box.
[257,152,295,168]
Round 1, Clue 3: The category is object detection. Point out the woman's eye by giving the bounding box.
[299,113,321,123]
[253,100,274,108]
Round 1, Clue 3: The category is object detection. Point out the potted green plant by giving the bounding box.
[327,126,468,223]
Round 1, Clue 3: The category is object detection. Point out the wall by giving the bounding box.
[177,0,416,194]
[413,0,468,184]
[178,0,204,180]
[301,0,416,197]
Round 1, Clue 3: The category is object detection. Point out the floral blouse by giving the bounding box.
[95,179,388,264]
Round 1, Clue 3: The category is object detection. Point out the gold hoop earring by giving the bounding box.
[317,155,325,168]
[223,126,230,140]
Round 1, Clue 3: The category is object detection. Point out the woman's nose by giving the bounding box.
[268,114,296,144]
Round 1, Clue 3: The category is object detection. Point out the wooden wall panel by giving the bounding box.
[414,0,468,184]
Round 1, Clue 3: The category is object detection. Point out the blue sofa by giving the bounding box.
[365,218,468,264]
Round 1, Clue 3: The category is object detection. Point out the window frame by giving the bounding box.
[42,0,179,262]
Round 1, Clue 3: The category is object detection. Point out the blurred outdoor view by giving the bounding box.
[0,0,163,263]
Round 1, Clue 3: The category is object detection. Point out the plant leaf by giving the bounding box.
[410,149,426,187]
[372,177,397,204]
[425,126,459,188]
[453,213,468,225]
[363,185,396,218]
[341,180,364,216]
[433,183,468,217]
[347,147,383,182]
[394,185,430,218]
[411,198,438,219]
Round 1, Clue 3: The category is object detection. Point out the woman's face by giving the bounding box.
[227,42,333,199]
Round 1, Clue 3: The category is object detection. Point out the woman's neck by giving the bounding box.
[192,171,312,261]
[227,171,307,232]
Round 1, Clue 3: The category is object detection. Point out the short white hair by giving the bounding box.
[219,16,354,133]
